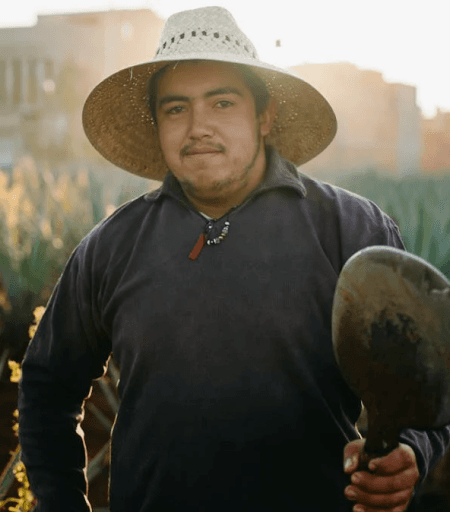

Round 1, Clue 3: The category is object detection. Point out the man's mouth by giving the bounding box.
[182,145,224,156]
[186,149,221,156]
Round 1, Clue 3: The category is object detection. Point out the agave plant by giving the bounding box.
[336,171,450,281]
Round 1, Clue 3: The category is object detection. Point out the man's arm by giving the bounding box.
[18,240,111,512]
[19,363,95,512]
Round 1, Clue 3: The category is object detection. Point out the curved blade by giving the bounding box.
[332,246,450,453]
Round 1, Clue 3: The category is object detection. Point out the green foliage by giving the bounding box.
[0,157,152,357]
[0,362,35,511]
[336,171,450,280]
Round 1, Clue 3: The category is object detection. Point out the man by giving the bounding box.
[18,6,450,512]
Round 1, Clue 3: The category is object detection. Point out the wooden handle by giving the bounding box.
[359,412,400,471]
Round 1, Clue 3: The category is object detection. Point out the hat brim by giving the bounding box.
[82,54,337,180]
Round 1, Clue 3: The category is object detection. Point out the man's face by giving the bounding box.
[155,61,273,207]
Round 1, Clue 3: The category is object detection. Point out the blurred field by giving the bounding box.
[0,157,155,368]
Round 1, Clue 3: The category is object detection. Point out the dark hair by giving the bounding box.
[147,61,271,126]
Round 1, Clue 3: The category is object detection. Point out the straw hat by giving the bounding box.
[82,6,337,181]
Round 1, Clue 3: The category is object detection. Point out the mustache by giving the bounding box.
[180,142,226,156]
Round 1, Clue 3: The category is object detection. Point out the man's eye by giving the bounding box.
[166,105,185,114]
[216,100,233,109]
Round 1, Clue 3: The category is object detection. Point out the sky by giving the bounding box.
[1,0,448,117]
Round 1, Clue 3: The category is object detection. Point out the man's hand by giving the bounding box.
[343,439,420,512]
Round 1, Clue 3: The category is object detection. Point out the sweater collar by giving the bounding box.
[253,145,307,198]
[146,145,307,205]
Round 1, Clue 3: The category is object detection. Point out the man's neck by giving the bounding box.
[182,174,265,219]
[191,198,239,219]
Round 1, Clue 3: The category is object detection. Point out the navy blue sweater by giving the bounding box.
[19,148,450,511]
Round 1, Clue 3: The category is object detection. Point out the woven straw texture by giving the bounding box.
[82,7,337,180]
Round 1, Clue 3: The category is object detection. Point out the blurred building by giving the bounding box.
[0,12,445,177]
[422,110,450,173]
[290,63,423,178]
[0,9,164,170]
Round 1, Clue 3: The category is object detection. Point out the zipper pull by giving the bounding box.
[189,233,206,260]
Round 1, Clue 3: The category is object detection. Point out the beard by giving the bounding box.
[180,128,264,205]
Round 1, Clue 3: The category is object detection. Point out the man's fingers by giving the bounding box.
[344,441,419,512]
[368,444,418,476]
[344,439,365,473]
[345,483,413,510]
[348,466,419,494]
[344,441,418,476]
[351,503,410,512]
[344,440,419,512]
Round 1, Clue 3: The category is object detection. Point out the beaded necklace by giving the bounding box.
[206,219,230,245]
[189,215,231,260]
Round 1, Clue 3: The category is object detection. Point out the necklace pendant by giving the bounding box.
[189,233,206,260]
[190,216,231,259]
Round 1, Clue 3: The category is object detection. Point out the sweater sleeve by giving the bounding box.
[399,427,450,486]
[18,234,112,512]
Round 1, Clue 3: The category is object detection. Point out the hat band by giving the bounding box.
[155,29,258,60]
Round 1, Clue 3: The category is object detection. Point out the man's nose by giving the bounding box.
[188,106,214,139]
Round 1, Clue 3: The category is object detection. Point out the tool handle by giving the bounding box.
[359,416,400,471]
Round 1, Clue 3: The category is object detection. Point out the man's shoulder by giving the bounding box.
[298,172,390,223]
[294,171,405,267]
[270,149,397,235]
[298,172,369,205]
[78,190,159,256]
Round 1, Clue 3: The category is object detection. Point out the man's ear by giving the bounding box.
[258,97,276,137]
